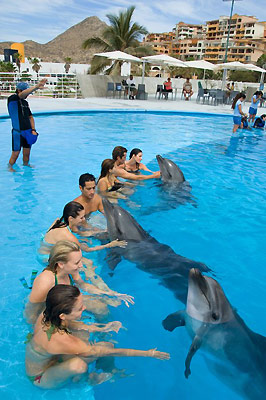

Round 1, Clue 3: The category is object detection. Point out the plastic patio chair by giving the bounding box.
[106,82,115,98]
[115,82,124,99]
[196,87,209,104]
[136,84,148,100]
[155,85,163,99]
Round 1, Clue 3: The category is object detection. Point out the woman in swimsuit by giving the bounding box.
[40,201,126,286]
[26,241,134,323]
[26,284,169,389]
[97,159,129,201]
[125,148,154,174]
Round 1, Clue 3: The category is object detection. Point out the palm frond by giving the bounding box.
[82,37,110,50]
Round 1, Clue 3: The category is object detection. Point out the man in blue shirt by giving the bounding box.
[8,79,47,171]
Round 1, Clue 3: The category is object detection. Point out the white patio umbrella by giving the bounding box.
[94,51,142,76]
[94,50,141,63]
[244,64,266,73]
[185,60,215,79]
[214,61,254,89]
[141,54,188,83]
[214,61,251,71]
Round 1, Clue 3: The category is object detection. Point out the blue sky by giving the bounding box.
[0,0,265,43]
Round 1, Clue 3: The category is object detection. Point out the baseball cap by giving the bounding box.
[16,82,29,91]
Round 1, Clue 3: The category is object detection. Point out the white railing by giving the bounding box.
[0,72,81,99]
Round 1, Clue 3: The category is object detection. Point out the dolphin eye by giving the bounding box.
[212,313,219,321]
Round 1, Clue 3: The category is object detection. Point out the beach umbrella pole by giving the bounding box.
[222,68,227,90]
[142,60,145,84]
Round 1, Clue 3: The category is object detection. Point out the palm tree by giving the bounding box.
[29,57,41,77]
[13,52,22,73]
[64,57,72,74]
[82,6,154,74]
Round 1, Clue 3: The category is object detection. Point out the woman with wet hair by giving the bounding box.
[43,201,126,252]
[25,284,170,389]
[26,240,134,323]
[125,148,154,174]
[97,159,131,200]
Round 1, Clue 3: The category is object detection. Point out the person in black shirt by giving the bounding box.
[253,114,266,129]
[8,79,47,171]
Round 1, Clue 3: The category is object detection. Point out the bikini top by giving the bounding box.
[54,273,75,286]
[108,182,124,192]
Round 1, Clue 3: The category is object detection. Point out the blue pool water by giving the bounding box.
[0,111,265,400]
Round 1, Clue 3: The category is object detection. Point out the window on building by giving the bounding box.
[246,30,251,34]
[252,30,254,34]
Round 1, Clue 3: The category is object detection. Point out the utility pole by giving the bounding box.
[222,0,243,89]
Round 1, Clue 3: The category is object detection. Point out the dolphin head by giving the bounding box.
[186,269,234,324]
[156,155,185,183]
[102,199,149,241]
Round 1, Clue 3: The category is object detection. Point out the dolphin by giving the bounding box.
[156,154,185,183]
[103,199,210,304]
[163,268,266,399]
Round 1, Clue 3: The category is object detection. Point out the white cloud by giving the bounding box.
[0,0,265,43]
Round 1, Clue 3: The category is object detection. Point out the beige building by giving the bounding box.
[205,14,266,63]
[143,15,266,64]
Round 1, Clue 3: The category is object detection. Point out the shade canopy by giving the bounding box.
[214,61,252,71]
[244,64,266,73]
[94,51,141,63]
[142,54,188,67]
[185,60,216,70]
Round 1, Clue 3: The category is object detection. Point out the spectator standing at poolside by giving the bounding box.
[7,79,47,171]
[126,75,137,99]
[182,78,193,101]
[163,78,173,100]
[248,91,263,124]
[232,93,247,133]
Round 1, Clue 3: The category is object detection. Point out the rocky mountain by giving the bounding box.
[0,16,108,63]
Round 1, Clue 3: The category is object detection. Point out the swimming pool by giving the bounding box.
[0,110,265,400]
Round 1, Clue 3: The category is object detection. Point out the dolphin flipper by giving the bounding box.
[162,310,185,331]
[184,324,209,379]
[105,250,122,273]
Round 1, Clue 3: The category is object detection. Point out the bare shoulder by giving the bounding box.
[73,195,84,206]
[30,271,54,302]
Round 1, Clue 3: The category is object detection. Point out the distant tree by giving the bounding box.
[0,61,16,72]
[256,54,266,69]
[229,70,259,83]
[30,57,41,76]
[83,6,152,75]
[64,57,72,74]
[13,52,23,72]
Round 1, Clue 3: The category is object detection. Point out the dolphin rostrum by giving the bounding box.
[103,199,210,304]
[156,154,185,183]
[163,268,266,399]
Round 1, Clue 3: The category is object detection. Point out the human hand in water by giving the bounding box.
[148,348,170,360]
[101,321,123,333]
[114,293,135,307]
[109,239,127,248]
[152,171,161,178]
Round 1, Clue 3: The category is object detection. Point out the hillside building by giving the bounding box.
[143,14,266,64]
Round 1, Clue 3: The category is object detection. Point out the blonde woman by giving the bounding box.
[26,241,134,323]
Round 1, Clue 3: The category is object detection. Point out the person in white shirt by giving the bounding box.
[232,93,246,133]
[248,91,263,123]
[126,75,137,99]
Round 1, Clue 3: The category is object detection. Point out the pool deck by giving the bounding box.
[0,96,235,117]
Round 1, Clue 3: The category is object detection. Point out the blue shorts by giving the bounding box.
[233,116,242,125]
[12,129,31,152]
[249,107,257,116]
